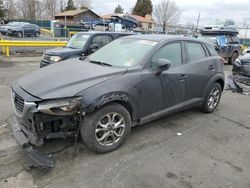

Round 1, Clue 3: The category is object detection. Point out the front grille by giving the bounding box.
[14,92,25,113]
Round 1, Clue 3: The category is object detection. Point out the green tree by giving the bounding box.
[65,0,77,11]
[132,0,153,17]
[114,4,124,14]
[0,0,4,20]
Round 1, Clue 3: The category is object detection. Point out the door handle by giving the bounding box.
[179,74,187,80]
[208,65,215,70]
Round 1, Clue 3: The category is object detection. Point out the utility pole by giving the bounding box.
[195,12,200,36]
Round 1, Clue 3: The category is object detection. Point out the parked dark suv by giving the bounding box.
[40,31,135,68]
[0,22,28,35]
[11,35,224,168]
[200,34,241,64]
[7,23,40,37]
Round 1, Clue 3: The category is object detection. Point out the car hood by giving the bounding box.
[239,54,250,63]
[45,47,83,59]
[17,59,126,99]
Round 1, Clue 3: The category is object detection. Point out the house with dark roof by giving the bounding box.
[55,9,100,23]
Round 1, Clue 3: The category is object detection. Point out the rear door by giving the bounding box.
[23,25,32,35]
[184,41,214,100]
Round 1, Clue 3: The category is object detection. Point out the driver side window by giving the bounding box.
[150,42,182,68]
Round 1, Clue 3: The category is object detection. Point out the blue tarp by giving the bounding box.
[216,35,227,46]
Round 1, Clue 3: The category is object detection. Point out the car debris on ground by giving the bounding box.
[226,54,250,95]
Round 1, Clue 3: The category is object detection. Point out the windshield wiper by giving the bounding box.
[89,60,112,67]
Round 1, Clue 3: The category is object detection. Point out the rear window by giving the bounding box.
[186,42,206,62]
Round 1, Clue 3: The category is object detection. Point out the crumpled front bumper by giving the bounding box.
[10,116,55,169]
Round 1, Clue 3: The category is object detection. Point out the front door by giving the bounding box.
[140,42,187,117]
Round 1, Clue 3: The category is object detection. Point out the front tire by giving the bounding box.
[81,103,131,153]
[201,83,222,113]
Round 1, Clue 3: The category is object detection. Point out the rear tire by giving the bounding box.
[228,52,238,65]
[35,32,40,37]
[201,83,222,113]
[17,32,23,38]
[81,103,131,153]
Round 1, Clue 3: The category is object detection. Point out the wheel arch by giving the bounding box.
[215,78,225,90]
[202,73,225,99]
[82,92,138,121]
[232,50,239,56]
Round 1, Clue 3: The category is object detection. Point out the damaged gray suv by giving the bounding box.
[11,35,225,168]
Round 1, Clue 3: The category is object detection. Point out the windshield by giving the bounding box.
[88,38,157,68]
[6,22,19,26]
[66,33,90,49]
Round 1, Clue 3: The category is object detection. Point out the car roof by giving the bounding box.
[76,31,135,36]
[124,34,205,43]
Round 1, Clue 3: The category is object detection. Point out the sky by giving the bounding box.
[90,0,250,27]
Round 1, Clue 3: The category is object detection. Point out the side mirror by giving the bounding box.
[155,58,171,75]
[90,44,99,52]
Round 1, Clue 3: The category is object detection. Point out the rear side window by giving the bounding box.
[151,42,182,68]
[92,35,112,48]
[186,42,206,62]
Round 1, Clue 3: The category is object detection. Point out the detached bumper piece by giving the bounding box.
[11,117,55,169]
[226,75,250,95]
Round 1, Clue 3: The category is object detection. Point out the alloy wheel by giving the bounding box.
[207,87,220,109]
[95,112,125,146]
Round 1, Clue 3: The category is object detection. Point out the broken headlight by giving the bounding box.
[38,97,81,115]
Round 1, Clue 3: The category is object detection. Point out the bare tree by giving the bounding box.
[45,0,57,19]
[16,0,28,19]
[27,0,36,19]
[59,0,67,12]
[3,0,16,19]
[154,0,180,32]
[36,0,47,19]
[16,0,36,19]
[76,0,91,9]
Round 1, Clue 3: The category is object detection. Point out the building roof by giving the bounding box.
[55,9,100,18]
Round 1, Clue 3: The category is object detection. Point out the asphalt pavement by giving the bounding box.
[0,56,249,188]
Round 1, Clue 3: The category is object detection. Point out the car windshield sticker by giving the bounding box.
[124,59,135,66]
[139,40,157,46]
